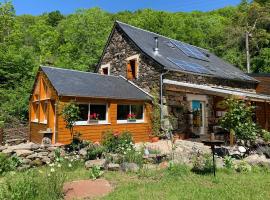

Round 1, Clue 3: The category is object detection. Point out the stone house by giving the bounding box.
[96,21,270,139]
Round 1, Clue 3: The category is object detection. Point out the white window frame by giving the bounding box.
[75,103,109,125]
[100,63,110,75]
[117,104,145,124]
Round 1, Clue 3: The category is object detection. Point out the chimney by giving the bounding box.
[154,36,159,52]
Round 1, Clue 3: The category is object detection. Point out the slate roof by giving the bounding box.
[115,21,257,83]
[41,66,151,101]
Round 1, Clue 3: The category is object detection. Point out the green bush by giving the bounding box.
[191,153,214,174]
[235,161,252,173]
[261,129,270,142]
[89,165,103,180]
[0,153,21,175]
[120,150,144,167]
[219,97,259,143]
[86,143,105,160]
[224,155,235,169]
[102,130,134,154]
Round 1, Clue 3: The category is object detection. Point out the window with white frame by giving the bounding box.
[117,104,144,123]
[76,103,108,125]
[100,63,110,75]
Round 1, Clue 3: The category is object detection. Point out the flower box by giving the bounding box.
[88,119,99,124]
[127,119,137,122]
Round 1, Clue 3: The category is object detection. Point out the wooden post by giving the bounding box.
[230,129,234,147]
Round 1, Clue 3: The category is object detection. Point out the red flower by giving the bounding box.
[127,113,136,120]
[89,113,100,120]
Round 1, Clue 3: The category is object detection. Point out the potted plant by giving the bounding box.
[127,113,136,122]
[88,113,99,124]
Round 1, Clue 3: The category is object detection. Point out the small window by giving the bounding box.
[127,59,137,80]
[102,67,109,75]
[117,104,144,123]
[32,102,39,122]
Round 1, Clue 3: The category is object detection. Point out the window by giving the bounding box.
[127,59,137,80]
[76,103,108,125]
[101,63,110,75]
[32,102,39,122]
[117,104,144,123]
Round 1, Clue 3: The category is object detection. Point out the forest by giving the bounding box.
[0,0,269,125]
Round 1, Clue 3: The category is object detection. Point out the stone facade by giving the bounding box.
[97,25,257,136]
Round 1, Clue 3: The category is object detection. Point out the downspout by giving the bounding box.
[160,70,170,125]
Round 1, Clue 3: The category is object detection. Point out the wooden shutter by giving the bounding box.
[127,62,133,80]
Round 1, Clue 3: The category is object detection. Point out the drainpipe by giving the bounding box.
[160,70,170,125]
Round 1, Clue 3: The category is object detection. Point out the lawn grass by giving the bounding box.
[102,166,270,200]
[0,164,270,200]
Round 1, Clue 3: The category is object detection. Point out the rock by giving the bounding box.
[21,158,31,165]
[17,165,31,171]
[15,149,33,157]
[244,154,270,167]
[30,159,43,167]
[41,156,51,164]
[2,148,13,155]
[85,159,106,169]
[48,152,55,159]
[36,152,49,157]
[9,142,40,151]
[107,163,120,171]
[255,138,265,145]
[0,146,7,151]
[121,162,139,172]
[47,146,58,152]
[42,137,52,145]
[238,146,247,154]
[26,153,39,159]
[79,148,88,157]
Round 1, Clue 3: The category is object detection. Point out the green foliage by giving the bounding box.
[86,143,105,160]
[150,88,161,137]
[219,97,259,142]
[261,129,270,142]
[89,165,103,180]
[0,1,269,126]
[0,153,21,175]
[61,102,79,136]
[0,169,66,200]
[120,149,144,167]
[224,155,235,169]
[235,160,252,173]
[102,130,135,154]
[191,153,214,174]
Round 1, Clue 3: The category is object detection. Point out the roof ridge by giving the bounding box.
[115,20,209,52]
[40,65,121,78]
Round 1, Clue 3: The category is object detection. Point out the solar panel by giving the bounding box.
[167,57,211,75]
[171,40,209,61]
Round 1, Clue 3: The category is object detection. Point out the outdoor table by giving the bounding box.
[202,139,224,176]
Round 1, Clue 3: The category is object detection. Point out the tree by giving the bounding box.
[0,0,15,42]
[46,10,64,27]
[61,102,80,137]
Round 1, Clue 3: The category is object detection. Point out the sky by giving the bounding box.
[2,0,242,15]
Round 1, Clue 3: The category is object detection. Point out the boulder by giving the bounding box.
[2,148,13,155]
[0,146,7,151]
[79,148,88,157]
[26,153,39,159]
[36,152,49,157]
[120,162,139,172]
[85,159,106,169]
[9,142,40,151]
[15,149,33,157]
[41,156,51,164]
[30,159,43,167]
[21,158,31,165]
[47,146,58,152]
[244,154,270,167]
[107,163,120,171]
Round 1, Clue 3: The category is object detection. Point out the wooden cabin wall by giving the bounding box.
[57,97,152,144]
[29,71,58,144]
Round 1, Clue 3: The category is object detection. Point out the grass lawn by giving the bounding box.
[102,166,270,200]
[0,164,270,200]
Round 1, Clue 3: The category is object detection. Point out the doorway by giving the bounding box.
[191,100,205,135]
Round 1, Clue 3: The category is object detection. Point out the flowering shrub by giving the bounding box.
[127,113,136,120]
[89,113,99,120]
[102,130,134,154]
[86,143,105,160]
